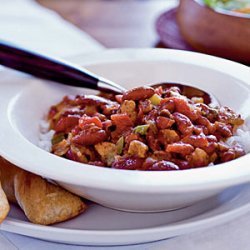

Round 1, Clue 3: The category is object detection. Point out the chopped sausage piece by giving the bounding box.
[158,129,180,145]
[95,142,117,166]
[111,114,133,128]
[111,114,134,140]
[120,100,137,122]
[187,148,209,168]
[166,143,194,156]
[128,140,148,158]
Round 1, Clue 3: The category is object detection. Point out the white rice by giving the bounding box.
[225,115,250,153]
[38,120,55,152]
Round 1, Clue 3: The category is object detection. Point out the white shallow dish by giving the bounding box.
[0,49,250,212]
[1,184,250,246]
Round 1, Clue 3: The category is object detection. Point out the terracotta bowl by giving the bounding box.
[177,0,250,64]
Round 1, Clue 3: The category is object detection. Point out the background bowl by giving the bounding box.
[177,0,250,64]
[0,49,250,212]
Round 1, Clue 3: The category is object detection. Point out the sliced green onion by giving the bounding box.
[133,124,150,135]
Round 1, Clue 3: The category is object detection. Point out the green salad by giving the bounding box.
[203,0,250,13]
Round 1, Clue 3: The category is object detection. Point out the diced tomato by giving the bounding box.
[79,115,103,129]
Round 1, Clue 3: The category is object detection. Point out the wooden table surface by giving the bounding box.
[37,0,177,48]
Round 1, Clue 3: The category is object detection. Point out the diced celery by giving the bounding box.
[133,124,150,135]
[116,136,124,155]
[149,94,162,105]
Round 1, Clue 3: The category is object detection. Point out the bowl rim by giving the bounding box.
[193,0,250,19]
[1,48,250,193]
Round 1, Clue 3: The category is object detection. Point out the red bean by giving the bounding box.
[72,125,107,145]
[54,116,79,133]
[160,99,175,113]
[156,116,175,129]
[172,112,194,135]
[122,86,155,101]
[74,95,116,106]
[182,134,209,148]
[147,160,179,171]
[112,156,144,170]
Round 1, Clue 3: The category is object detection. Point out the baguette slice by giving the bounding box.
[0,157,20,203]
[14,170,87,225]
[0,181,10,223]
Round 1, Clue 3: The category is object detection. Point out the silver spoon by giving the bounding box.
[0,40,217,105]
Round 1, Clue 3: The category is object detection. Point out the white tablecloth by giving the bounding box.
[0,0,249,249]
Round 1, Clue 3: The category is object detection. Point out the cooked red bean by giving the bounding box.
[54,116,79,133]
[156,116,175,129]
[112,156,144,170]
[74,95,116,106]
[142,157,156,170]
[214,122,233,138]
[48,83,245,171]
[122,86,155,101]
[172,112,194,135]
[72,126,107,145]
[147,160,179,171]
[182,134,209,148]
[171,159,190,170]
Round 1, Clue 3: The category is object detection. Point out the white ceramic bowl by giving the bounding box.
[0,49,250,212]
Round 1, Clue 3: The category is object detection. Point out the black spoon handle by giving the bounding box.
[0,40,125,93]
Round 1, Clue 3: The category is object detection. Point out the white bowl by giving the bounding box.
[0,49,250,212]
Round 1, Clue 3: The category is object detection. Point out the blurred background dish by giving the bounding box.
[156,8,195,51]
[176,0,250,64]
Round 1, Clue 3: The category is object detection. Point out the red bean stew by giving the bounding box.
[47,85,245,170]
